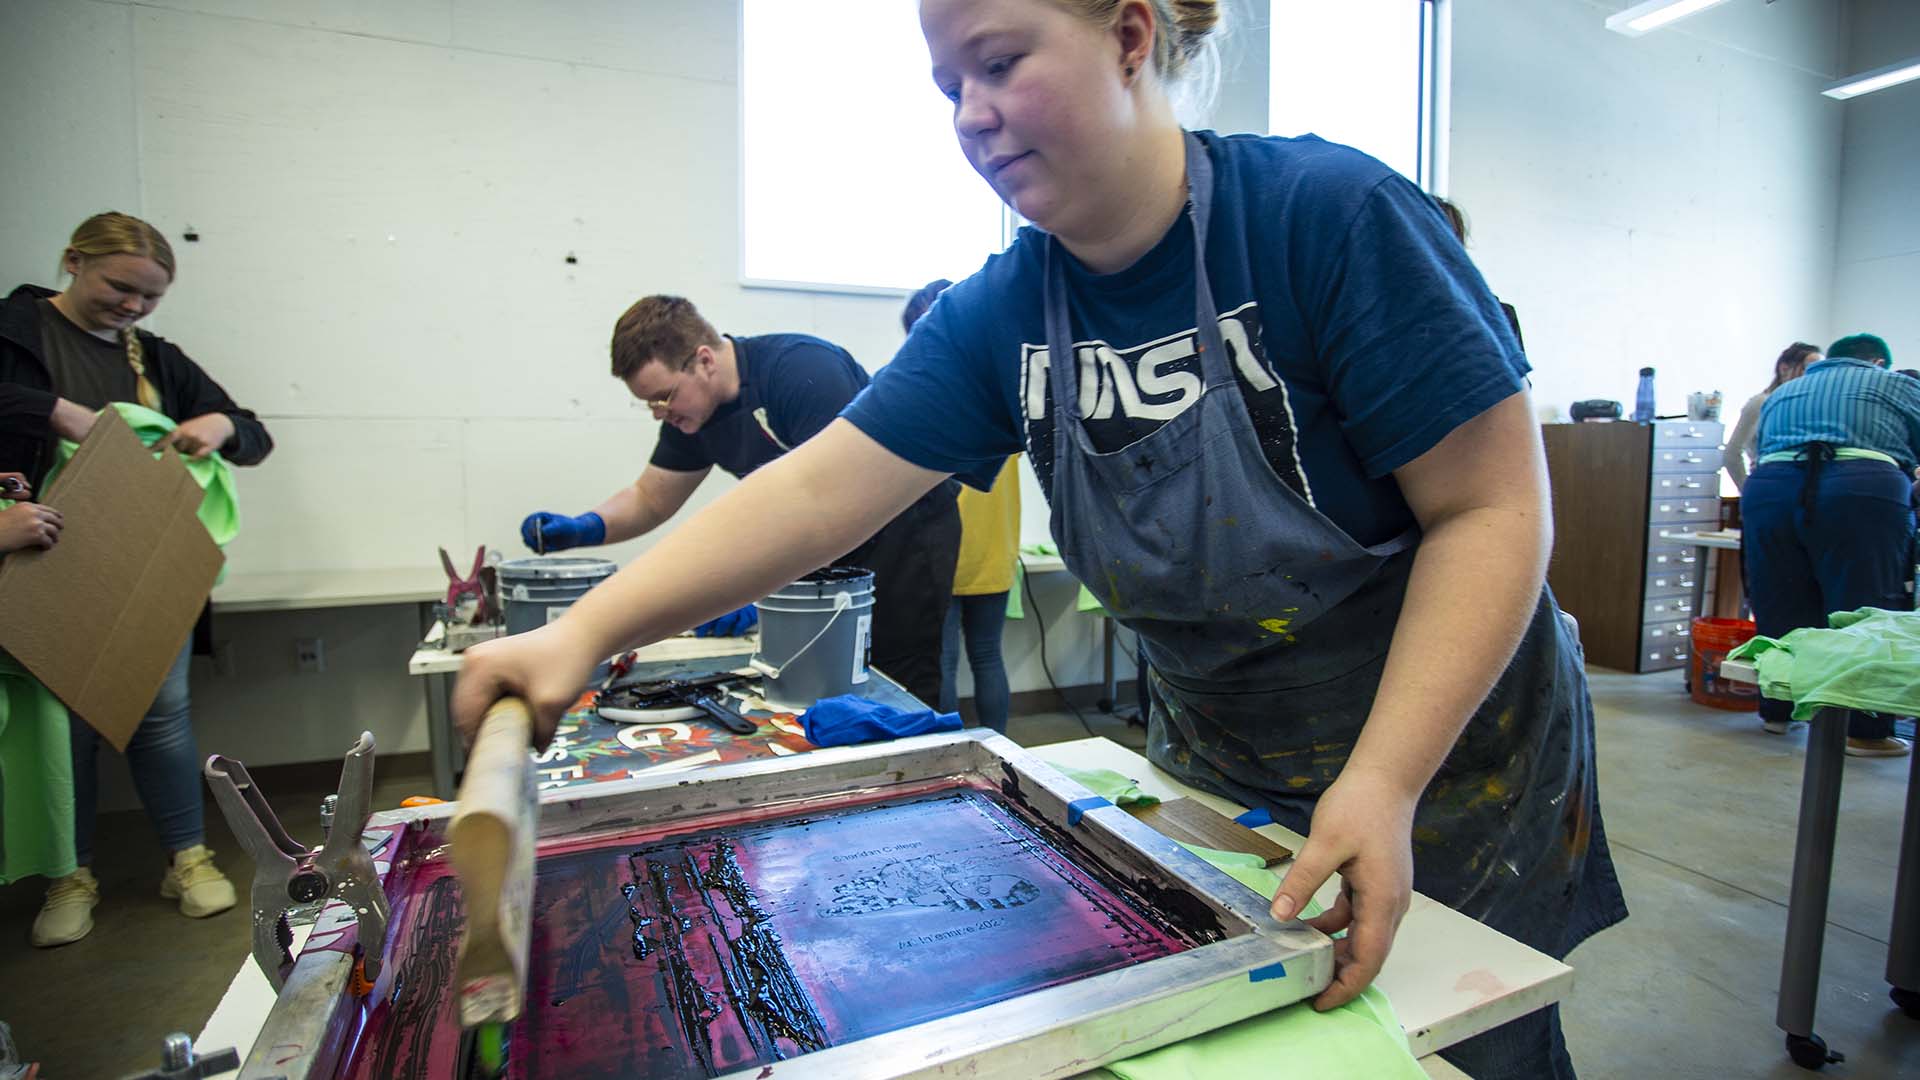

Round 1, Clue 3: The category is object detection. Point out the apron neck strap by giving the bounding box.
[1043,132,1229,437]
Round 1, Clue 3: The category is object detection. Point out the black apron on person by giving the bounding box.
[1040,132,1625,963]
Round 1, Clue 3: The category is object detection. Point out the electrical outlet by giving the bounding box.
[295,638,325,674]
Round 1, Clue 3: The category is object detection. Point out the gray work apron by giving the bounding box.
[1041,132,1624,960]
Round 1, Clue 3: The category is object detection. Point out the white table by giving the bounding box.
[200,736,1569,1078]
[1669,528,1742,623]
[1020,551,1137,715]
[209,568,446,614]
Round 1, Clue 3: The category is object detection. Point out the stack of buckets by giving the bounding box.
[1691,617,1759,710]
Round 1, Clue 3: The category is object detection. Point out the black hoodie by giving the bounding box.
[0,283,273,490]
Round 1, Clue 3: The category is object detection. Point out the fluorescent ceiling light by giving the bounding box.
[1822,56,1920,100]
[1605,0,1735,37]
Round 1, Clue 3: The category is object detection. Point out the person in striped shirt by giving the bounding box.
[1746,333,1920,753]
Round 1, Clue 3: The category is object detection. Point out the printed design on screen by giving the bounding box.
[1016,301,1313,503]
[332,784,1199,1079]
[818,851,1039,916]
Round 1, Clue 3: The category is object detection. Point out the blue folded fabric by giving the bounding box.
[799,695,962,747]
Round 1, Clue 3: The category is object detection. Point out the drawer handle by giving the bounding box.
[1683,506,1702,514]
[1680,555,1697,564]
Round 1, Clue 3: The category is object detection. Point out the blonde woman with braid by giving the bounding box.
[0,211,273,946]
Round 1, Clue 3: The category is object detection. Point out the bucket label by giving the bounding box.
[852,613,872,684]
[546,606,570,625]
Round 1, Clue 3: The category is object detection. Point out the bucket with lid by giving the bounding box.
[751,567,875,710]
[497,556,618,636]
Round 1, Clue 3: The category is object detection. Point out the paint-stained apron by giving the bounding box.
[1041,132,1626,960]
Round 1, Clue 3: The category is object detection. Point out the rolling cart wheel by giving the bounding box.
[1891,986,1920,1019]
[1785,1032,1843,1070]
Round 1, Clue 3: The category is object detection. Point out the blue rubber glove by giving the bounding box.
[692,604,759,637]
[519,511,605,554]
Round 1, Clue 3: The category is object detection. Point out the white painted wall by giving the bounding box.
[1449,0,1847,427]
[0,0,1158,781]
[4,0,1873,781]
[1832,0,1920,355]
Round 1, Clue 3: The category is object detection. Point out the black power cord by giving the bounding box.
[1020,566,1101,739]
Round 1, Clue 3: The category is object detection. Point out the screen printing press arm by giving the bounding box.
[204,732,391,993]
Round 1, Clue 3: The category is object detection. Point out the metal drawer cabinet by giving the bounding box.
[1654,421,1721,448]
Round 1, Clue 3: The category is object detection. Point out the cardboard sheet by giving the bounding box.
[0,409,222,750]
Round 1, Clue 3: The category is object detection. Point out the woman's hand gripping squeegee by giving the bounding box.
[450,697,538,1080]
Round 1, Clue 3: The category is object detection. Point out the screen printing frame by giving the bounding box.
[239,730,1334,1080]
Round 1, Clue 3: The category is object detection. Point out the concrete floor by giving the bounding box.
[3,675,1917,1077]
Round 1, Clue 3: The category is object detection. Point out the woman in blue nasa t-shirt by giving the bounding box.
[455,3,1624,1076]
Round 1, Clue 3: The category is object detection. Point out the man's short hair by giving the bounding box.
[610,295,722,379]
[1826,333,1892,366]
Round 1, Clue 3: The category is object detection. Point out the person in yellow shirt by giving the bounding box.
[904,280,1021,732]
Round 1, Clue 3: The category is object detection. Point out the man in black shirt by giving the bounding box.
[521,295,959,707]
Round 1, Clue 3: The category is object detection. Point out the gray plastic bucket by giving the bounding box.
[498,556,617,636]
[751,567,875,710]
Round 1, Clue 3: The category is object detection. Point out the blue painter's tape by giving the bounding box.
[1066,796,1111,827]
[1248,961,1288,983]
[1235,807,1274,828]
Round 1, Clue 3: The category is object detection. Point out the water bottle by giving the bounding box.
[1634,367,1656,423]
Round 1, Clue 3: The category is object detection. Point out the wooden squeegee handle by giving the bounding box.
[450,696,538,1028]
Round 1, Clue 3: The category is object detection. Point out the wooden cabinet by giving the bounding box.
[1542,421,1722,672]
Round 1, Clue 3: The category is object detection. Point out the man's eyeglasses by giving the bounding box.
[644,350,701,414]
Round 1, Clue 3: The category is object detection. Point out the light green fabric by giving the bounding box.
[1728,608,1920,721]
[1007,561,1025,620]
[46,401,239,542]
[1758,446,1899,467]
[25,402,240,584]
[1054,764,1160,808]
[1102,842,1424,1080]
[1053,758,1423,1080]
[0,651,76,884]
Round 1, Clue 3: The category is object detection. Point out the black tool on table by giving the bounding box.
[595,670,758,735]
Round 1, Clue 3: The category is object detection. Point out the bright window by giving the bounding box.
[740,0,1010,293]
[1269,0,1432,183]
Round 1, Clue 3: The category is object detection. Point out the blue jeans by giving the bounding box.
[938,593,1010,733]
[1743,460,1917,739]
[71,642,205,863]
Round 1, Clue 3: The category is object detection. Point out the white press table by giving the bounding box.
[197,736,1568,1078]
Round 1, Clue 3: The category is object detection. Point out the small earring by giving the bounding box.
[1125,65,1136,78]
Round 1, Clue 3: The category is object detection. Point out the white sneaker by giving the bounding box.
[1763,719,1790,735]
[31,867,100,947]
[160,845,237,918]
[1846,737,1913,759]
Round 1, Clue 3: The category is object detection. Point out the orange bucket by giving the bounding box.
[1691,617,1759,710]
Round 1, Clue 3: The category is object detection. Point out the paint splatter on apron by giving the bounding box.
[1040,133,1625,962]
